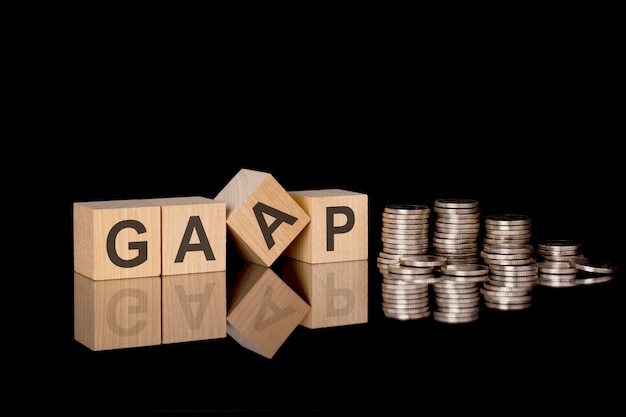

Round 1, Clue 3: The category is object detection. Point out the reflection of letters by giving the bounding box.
[174,283,214,330]
[326,273,354,316]
[175,215,215,263]
[107,220,148,268]
[106,288,147,336]
[253,286,295,330]
[326,206,355,251]
[253,202,298,250]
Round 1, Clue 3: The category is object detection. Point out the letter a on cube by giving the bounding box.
[145,196,226,276]
[214,169,310,267]
[284,189,368,263]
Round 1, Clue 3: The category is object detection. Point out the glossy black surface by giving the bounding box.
[9,41,623,414]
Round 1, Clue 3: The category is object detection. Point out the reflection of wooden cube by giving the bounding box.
[227,262,310,359]
[282,259,368,329]
[74,272,161,351]
[73,199,162,280]
[146,196,226,276]
[284,189,368,263]
[214,169,310,267]
[161,271,227,344]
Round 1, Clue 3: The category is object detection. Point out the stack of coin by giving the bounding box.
[381,256,447,320]
[536,240,583,287]
[432,263,489,323]
[481,214,537,310]
[377,204,431,273]
[535,240,617,286]
[377,204,432,320]
[432,198,481,264]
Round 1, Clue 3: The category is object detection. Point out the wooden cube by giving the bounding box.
[283,189,368,263]
[226,262,310,359]
[73,199,162,280]
[213,168,310,267]
[146,196,226,276]
[161,271,227,344]
[282,259,368,329]
[74,272,161,351]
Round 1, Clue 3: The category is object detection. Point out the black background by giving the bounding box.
[7,14,624,416]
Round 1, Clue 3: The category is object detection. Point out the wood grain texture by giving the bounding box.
[284,189,368,263]
[74,272,161,351]
[214,168,310,267]
[282,259,368,329]
[226,262,310,359]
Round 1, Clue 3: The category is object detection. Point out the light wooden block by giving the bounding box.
[146,196,226,276]
[282,259,368,329]
[283,189,368,263]
[73,199,162,280]
[74,272,161,351]
[226,262,310,359]
[213,168,310,267]
[161,271,227,344]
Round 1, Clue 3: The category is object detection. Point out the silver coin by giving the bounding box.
[538,273,577,282]
[435,305,481,314]
[484,257,536,266]
[382,299,430,309]
[432,285,480,295]
[483,293,532,304]
[434,198,480,209]
[489,267,539,277]
[384,204,431,214]
[538,261,579,274]
[433,310,479,323]
[383,305,430,315]
[435,211,482,220]
[388,264,437,275]
[481,286,530,297]
[383,243,431,251]
[537,239,582,252]
[483,301,531,310]
[433,279,477,289]
[484,214,531,226]
[440,263,489,276]
[489,262,538,272]
[434,297,481,307]
[435,221,481,231]
[399,255,447,267]
[434,287,481,297]
[383,309,431,320]
[569,257,618,274]
[481,251,534,261]
[483,237,530,246]
[482,243,534,255]
[381,280,430,290]
[537,278,578,288]
[433,207,480,215]
[574,274,615,285]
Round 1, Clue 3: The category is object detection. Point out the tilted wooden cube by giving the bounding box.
[283,189,368,263]
[74,272,161,351]
[214,169,310,267]
[146,196,226,276]
[73,196,226,280]
[226,262,310,359]
[73,199,162,280]
[161,271,227,344]
[282,259,369,329]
